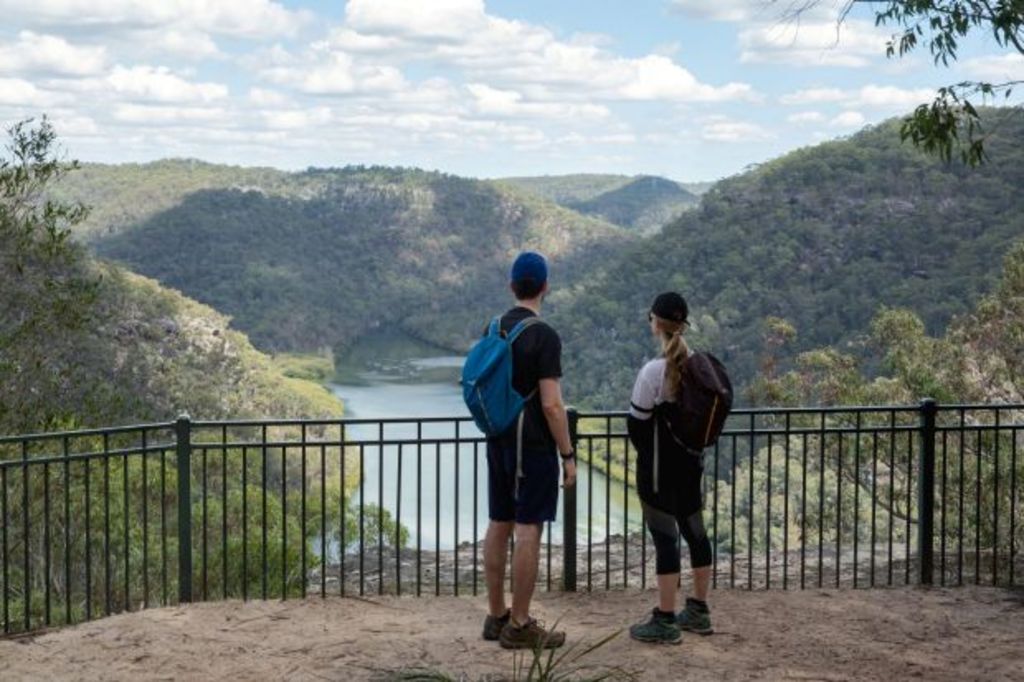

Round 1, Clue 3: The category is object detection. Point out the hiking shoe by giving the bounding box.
[629,609,681,645]
[498,617,566,649]
[482,610,511,641]
[676,598,713,635]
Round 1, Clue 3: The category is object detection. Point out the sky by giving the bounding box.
[0,0,1020,182]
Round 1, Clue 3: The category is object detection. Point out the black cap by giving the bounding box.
[651,292,688,324]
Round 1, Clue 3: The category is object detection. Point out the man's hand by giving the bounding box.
[561,458,576,488]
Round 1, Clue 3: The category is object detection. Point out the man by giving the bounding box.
[481,251,577,650]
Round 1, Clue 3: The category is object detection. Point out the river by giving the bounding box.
[329,336,641,550]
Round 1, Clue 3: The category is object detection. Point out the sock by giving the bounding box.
[687,598,709,612]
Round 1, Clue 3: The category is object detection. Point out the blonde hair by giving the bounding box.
[654,316,689,398]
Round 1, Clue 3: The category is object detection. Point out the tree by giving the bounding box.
[778,1,1024,165]
[0,117,98,432]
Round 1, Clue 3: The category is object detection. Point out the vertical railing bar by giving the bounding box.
[1009,426,1017,587]
[853,412,861,589]
[587,437,593,591]
[748,414,755,590]
[975,425,982,585]
[44,458,51,625]
[396,443,403,597]
[435,442,441,597]
[801,430,808,590]
[992,409,1000,586]
[818,412,826,589]
[871,430,878,588]
[783,414,790,590]
[202,446,208,602]
[473,439,479,597]
[281,443,287,600]
[454,421,460,597]
[958,409,965,586]
[605,415,611,590]
[731,434,737,589]
[340,424,346,598]
[940,429,947,586]
[242,445,248,602]
[2,466,8,633]
[22,440,31,631]
[547,516,553,593]
[221,426,228,601]
[103,433,110,617]
[906,429,913,586]
[417,422,422,598]
[85,453,92,620]
[766,430,772,590]
[161,448,167,607]
[712,436,719,590]
[301,425,308,599]
[918,399,937,587]
[836,429,843,590]
[122,433,130,611]
[359,443,365,597]
[261,425,268,601]
[379,424,385,597]
[64,435,71,623]
[888,410,896,587]
[321,442,326,599]
[623,435,629,589]
[142,430,149,610]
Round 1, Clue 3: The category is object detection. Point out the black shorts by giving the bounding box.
[487,441,559,524]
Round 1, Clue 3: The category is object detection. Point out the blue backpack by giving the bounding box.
[461,315,542,436]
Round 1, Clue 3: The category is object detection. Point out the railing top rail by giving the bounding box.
[3,402,1023,443]
[0,421,175,446]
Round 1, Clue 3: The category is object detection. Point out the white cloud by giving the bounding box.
[345,0,486,41]
[142,29,222,60]
[0,31,107,76]
[0,77,69,106]
[780,87,847,105]
[247,87,290,107]
[112,103,230,124]
[262,48,407,96]
[962,53,1024,82]
[830,111,865,127]
[701,118,773,142]
[0,0,308,38]
[466,83,610,120]
[670,0,776,22]
[787,111,825,124]
[739,19,889,67]
[107,65,228,103]
[261,106,332,130]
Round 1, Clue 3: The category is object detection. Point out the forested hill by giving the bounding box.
[553,108,1024,408]
[95,167,630,354]
[498,173,700,232]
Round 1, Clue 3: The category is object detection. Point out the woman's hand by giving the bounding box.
[561,458,577,488]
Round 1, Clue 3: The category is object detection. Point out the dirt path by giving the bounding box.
[1,586,1021,681]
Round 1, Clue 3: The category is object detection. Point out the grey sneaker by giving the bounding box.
[629,609,682,645]
[498,617,566,650]
[482,610,510,641]
[676,598,713,635]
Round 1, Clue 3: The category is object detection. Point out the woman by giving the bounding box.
[627,292,713,645]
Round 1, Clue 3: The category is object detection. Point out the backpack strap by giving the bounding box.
[505,315,543,343]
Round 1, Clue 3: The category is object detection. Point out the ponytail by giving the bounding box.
[662,326,689,399]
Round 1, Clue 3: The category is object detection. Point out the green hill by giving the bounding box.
[552,108,1024,408]
[94,167,631,355]
[499,173,700,232]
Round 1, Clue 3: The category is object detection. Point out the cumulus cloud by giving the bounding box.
[786,111,825,124]
[0,31,108,77]
[106,65,228,103]
[830,111,865,127]
[739,19,889,67]
[701,118,773,142]
[0,77,69,106]
[961,53,1024,82]
[781,85,937,113]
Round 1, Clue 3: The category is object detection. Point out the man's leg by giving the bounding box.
[484,520,513,617]
[509,522,542,625]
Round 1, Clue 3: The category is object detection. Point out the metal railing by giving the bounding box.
[0,401,1020,635]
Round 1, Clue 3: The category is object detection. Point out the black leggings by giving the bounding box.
[646,506,713,574]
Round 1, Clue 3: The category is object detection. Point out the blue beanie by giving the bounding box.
[510,251,548,285]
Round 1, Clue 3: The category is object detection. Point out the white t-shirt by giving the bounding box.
[629,358,672,421]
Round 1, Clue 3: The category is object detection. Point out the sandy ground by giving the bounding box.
[1,586,1021,681]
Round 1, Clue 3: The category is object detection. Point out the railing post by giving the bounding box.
[563,408,578,592]
[176,414,193,603]
[918,399,937,586]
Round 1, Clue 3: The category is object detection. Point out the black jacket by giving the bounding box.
[628,406,705,518]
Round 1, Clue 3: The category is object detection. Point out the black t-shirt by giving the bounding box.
[492,306,562,450]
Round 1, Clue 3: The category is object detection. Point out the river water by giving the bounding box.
[329,341,641,550]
